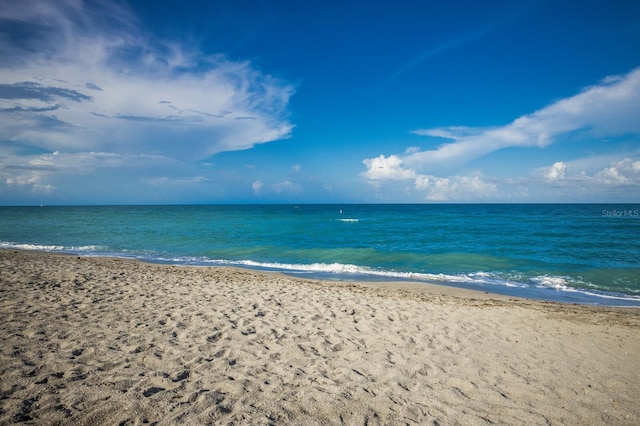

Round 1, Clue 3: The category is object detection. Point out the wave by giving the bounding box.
[209,258,479,282]
[0,241,105,252]
[194,258,640,306]
[3,240,639,306]
[530,275,640,302]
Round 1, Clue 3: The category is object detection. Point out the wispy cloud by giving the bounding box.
[363,67,640,201]
[1,149,171,197]
[0,0,294,165]
[403,67,640,170]
[0,82,93,102]
[381,26,493,87]
[380,3,533,87]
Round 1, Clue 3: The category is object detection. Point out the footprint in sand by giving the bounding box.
[143,387,165,397]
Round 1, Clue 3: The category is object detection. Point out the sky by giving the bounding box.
[1,0,639,205]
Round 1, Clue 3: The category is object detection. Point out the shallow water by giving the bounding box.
[1,204,639,306]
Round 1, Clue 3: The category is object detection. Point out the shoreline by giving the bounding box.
[1,249,639,424]
[4,245,640,307]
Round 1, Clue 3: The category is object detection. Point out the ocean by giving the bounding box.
[1,204,639,306]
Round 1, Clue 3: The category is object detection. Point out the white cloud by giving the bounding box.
[361,155,416,181]
[525,157,639,202]
[361,149,499,201]
[404,146,421,155]
[366,67,640,175]
[362,68,640,202]
[536,157,640,187]
[361,150,498,201]
[544,161,566,183]
[0,145,177,196]
[414,175,497,201]
[593,158,640,185]
[143,175,211,187]
[252,180,263,194]
[271,180,300,195]
[0,0,294,160]
[3,170,55,194]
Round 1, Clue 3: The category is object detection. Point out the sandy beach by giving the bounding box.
[1,250,639,425]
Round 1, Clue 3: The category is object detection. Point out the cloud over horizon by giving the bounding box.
[363,68,640,201]
[0,1,638,204]
[0,0,294,199]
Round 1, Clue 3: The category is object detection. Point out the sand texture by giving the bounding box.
[1,249,639,425]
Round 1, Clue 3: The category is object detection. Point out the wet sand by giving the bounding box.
[1,249,639,425]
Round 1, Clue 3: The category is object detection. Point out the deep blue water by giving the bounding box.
[1,204,639,306]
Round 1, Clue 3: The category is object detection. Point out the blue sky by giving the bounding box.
[1,0,639,204]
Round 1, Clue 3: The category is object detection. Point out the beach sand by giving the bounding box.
[1,250,639,425]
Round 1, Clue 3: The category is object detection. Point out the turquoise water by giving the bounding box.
[1,204,639,306]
